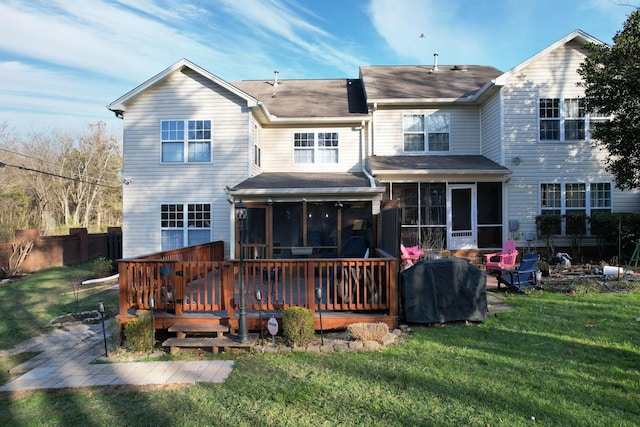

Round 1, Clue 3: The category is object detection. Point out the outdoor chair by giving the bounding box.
[330,236,376,304]
[484,239,518,273]
[497,252,541,292]
[401,244,424,269]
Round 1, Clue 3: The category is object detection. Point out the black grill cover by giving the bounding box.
[400,258,487,323]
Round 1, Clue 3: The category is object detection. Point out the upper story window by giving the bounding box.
[539,98,607,142]
[403,113,450,152]
[293,132,339,164]
[161,120,211,163]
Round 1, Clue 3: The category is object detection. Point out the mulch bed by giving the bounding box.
[538,265,640,293]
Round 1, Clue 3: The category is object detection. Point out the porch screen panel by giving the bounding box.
[272,203,303,257]
[452,188,471,231]
[307,202,338,255]
[340,202,373,253]
[393,183,419,246]
[477,182,502,248]
[419,183,447,251]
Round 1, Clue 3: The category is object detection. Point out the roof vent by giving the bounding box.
[273,70,279,87]
[431,53,439,72]
[452,65,468,71]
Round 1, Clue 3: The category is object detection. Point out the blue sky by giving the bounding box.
[0,0,634,136]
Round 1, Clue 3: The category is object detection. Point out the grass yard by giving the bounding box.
[0,261,119,350]
[0,263,639,426]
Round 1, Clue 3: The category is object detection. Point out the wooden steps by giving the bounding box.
[162,322,257,354]
[162,335,258,354]
[168,323,229,339]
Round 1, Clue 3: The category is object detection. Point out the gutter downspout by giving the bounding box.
[359,121,376,187]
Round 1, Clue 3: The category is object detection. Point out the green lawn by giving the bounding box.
[0,264,639,426]
[0,261,119,350]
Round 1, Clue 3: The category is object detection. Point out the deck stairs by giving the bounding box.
[162,323,257,354]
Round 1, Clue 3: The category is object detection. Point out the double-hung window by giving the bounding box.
[563,99,585,140]
[539,98,607,142]
[539,182,611,235]
[161,203,211,250]
[403,113,450,152]
[590,182,612,215]
[293,132,339,164]
[161,120,211,163]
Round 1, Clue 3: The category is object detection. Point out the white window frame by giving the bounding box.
[293,131,339,164]
[160,203,212,250]
[538,182,612,235]
[161,119,212,163]
[538,98,606,142]
[402,113,450,153]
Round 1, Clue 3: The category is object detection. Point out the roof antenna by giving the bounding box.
[431,53,439,72]
[273,70,279,87]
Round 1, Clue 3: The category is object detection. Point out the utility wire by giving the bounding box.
[0,160,121,189]
[0,147,60,166]
[0,147,121,186]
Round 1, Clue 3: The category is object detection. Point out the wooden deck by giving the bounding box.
[117,242,399,332]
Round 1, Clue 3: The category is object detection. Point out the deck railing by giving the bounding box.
[118,242,398,322]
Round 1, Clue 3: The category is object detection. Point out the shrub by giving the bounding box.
[535,214,561,259]
[591,212,640,258]
[282,307,315,346]
[347,322,390,344]
[93,256,113,278]
[123,316,153,353]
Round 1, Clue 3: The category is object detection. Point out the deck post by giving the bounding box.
[174,262,183,316]
[118,261,129,317]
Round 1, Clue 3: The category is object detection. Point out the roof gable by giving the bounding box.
[107,59,259,115]
[495,29,604,85]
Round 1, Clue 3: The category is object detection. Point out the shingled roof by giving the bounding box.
[231,78,368,119]
[360,65,502,101]
[229,172,383,195]
[368,155,510,175]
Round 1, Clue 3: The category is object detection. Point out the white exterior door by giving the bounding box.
[447,184,477,249]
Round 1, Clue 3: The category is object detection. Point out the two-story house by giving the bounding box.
[108,29,639,260]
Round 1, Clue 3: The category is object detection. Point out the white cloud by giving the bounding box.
[215,0,366,75]
[0,0,225,82]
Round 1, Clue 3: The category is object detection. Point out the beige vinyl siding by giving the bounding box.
[260,124,363,173]
[501,40,640,243]
[121,69,250,257]
[480,91,502,163]
[372,106,481,156]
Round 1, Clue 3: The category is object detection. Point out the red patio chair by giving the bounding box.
[401,244,424,269]
[484,239,518,273]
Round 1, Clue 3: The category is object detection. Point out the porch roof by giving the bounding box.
[367,155,511,176]
[227,172,384,197]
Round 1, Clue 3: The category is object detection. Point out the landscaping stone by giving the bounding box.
[362,341,382,351]
[348,341,364,351]
[382,335,396,346]
[333,343,349,352]
[319,344,334,353]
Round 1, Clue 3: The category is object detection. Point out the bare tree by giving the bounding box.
[1,122,122,238]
